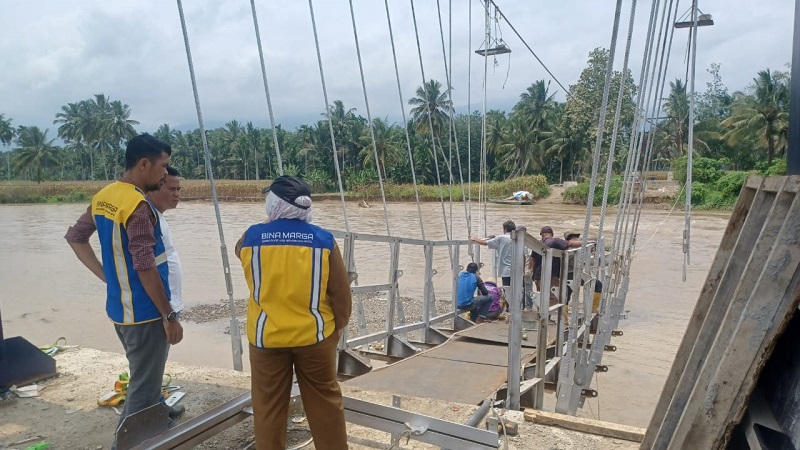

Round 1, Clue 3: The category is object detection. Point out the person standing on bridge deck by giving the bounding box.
[529,226,582,310]
[146,166,186,420]
[470,220,517,287]
[65,134,183,447]
[236,175,352,450]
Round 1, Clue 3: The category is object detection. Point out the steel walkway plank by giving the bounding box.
[456,320,551,348]
[345,328,542,405]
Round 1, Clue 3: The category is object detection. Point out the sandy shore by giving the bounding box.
[0,347,641,449]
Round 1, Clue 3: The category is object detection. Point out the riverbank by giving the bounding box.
[0,347,640,449]
[0,176,550,204]
[0,176,689,208]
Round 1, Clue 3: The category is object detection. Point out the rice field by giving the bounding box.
[0,175,550,204]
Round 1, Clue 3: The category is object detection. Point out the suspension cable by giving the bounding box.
[307,0,350,232]
[347,0,391,236]
[175,0,243,371]
[612,0,661,263]
[383,0,426,239]
[598,0,639,242]
[467,0,473,241]
[628,0,681,258]
[435,0,471,239]
[481,0,490,239]
[248,0,284,177]
[683,0,700,281]
[434,0,455,241]
[619,0,676,261]
[409,0,452,243]
[577,0,625,351]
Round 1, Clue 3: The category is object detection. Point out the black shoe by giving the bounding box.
[168,404,185,419]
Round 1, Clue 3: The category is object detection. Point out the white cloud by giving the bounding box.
[0,0,794,133]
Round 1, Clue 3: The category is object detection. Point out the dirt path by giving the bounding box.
[0,348,640,449]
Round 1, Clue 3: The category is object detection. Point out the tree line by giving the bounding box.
[0,48,790,187]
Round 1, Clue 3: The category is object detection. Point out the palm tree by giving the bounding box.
[409,79,452,139]
[359,117,401,179]
[221,120,245,179]
[658,79,714,158]
[0,114,15,179]
[55,101,97,179]
[543,106,584,183]
[514,80,557,129]
[13,126,61,183]
[498,112,545,177]
[722,69,790,165]
[104,100,139,176]
[245,121,263,180]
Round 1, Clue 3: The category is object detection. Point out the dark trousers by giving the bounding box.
[113,320,170,442]
[249,334,348,450]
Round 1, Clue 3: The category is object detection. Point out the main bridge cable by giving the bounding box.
[175,0,243,371]
[409,0,454,250]
[307,0,350,232]
[347,0,391,236]
[483,0,570,100]
[248,0,284,176]
[383,0,426,240]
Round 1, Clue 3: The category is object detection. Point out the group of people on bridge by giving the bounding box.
[457,220,584,323]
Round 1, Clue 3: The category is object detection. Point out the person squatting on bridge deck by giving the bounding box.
[236,175,352,450]
[65,134,183,448]
[457,262,493,322]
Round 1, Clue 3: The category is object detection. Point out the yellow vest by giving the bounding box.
[239,219,336,348]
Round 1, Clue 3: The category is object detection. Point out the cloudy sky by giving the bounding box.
[1,0,794,135]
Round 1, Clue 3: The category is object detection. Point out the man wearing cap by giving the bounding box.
[528,226,582,308]
[236,176,352,450]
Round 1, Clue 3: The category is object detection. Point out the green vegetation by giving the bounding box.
[563,177,624,206]
[0,55,791,213]
[0,176,549,204]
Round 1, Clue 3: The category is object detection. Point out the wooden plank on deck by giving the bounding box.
[524,409,646,442]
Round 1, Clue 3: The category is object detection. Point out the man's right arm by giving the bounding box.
[65,206,105,282]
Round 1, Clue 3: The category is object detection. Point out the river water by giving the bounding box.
[0,200,730,425]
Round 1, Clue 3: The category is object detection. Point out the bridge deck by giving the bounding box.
[345,321,553,405]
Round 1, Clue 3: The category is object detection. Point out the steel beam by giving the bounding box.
[343,396,499,449]
[132,392,252,450]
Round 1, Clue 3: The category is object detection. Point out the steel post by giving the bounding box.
[506,231,525,411]
[535,248,553,409]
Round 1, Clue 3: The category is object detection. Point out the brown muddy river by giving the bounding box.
[0,199,730,417]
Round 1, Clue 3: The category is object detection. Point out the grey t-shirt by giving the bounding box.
[487,233,513,278]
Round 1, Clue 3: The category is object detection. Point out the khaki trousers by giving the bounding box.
[250,335,348,450]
